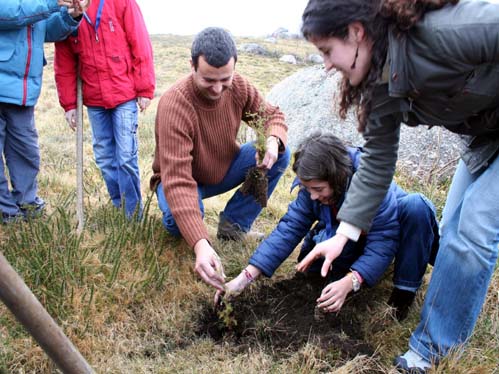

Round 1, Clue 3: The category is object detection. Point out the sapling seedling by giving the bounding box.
[239,109,269,207]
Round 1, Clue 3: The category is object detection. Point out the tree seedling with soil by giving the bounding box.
[239,110,269,207]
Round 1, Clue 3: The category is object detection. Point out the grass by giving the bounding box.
[0,34,498,373]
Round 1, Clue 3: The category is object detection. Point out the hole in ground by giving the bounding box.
[196,272,381,362]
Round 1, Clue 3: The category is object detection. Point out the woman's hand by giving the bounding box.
[316,274,353,313]
[296,233,349,277]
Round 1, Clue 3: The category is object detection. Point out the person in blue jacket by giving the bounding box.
[0,0,89,223]
[217,131,439,320]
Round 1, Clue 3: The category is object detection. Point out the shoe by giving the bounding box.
[388,288,416,321]
[394,350,431,373]
[18,198,46,219]
[1,211,25,224]
[216,212,264,241]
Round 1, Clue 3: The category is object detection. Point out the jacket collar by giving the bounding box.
[387,26,410,98]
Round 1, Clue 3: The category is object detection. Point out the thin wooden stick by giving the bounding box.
[76,69,84,234]
[0,253,94,373]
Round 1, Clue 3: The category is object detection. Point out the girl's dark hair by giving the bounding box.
[293,131,352,204]
[301,0,459,132]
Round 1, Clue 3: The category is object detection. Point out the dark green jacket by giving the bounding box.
[338,0,499,232]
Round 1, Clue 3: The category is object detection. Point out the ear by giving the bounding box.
[348,22,366,43]
[190,59,196,73]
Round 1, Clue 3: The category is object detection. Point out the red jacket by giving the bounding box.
[54,0,155,111]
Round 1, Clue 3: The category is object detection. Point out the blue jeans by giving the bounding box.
[0,103,43,215]
[410,157,499,363]
[299,193,438,290]
[87,100,142,217]
[156,142,291,236]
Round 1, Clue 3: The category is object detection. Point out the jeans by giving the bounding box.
[87,100,142,217]
[410,157,499,363]
[156,142,291,236]
[0,103,42,215]
[299,193,438,290]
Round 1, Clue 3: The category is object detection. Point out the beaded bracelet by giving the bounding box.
[243,269,254,283]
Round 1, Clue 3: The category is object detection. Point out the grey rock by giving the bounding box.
[307,54,324,64]
[279,54,297,64]
[266,65,461,181]
[238,43,269,56]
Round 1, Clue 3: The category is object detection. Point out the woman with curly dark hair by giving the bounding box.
[296,0,499,372]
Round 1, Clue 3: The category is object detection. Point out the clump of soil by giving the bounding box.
[240,110,269,207]
[240,167,268,207]
[196,272,377,361]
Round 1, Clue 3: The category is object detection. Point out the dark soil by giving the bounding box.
[196,272,380,362]
[239,167,268,207]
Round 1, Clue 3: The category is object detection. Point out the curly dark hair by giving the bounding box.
[293,131,353,204]
[301,0,459,132]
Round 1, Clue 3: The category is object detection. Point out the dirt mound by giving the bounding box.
[196,272,380,361]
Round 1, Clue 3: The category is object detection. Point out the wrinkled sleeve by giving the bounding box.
[156,92,208,247]
[350,183,400,286]
[0,0,59,29]
[238,75,288,147]
[54,39,78,111]
[337,84,403,232]
[122,0,155,99]
[249,188,317,277]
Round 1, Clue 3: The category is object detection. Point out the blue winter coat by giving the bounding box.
[249,147,404,287]
[0,0,79,106]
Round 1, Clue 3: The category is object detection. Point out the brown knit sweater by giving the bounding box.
[150,72,288,247]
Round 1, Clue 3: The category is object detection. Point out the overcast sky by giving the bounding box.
[135,0,309,37]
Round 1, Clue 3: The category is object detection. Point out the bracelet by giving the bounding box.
[350,269,363,284]
[243,269,254,283]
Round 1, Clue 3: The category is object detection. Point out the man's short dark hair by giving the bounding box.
[191,27,238,70]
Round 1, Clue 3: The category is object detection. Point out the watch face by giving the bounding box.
[351,273,361,292]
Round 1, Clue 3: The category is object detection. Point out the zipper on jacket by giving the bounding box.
[22,25,33,106]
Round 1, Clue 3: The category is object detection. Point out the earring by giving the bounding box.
[350,46,359,69]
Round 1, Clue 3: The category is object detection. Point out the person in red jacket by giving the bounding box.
[54,0,155,218]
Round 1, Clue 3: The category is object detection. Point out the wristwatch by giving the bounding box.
[350,271,361,292]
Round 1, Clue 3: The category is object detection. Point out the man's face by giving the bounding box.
[191,55,235,101]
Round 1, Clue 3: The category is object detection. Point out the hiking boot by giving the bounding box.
[18,198,46,219]
[388,288,416,321]
[216,212,264,242]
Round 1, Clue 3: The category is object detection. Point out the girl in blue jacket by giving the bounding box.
[0,0,88,223]
[217,131,438,321]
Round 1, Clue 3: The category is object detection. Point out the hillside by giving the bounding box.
[0,34,497,374]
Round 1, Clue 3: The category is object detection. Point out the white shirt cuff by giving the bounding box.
[337,221,362,242]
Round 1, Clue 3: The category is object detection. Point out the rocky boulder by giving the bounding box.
[266,65,461,180]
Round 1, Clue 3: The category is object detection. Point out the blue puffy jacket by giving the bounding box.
[0,0,79,106]
[249,147,403,287]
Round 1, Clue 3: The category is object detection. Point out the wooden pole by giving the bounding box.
[76,69,84,234]
[0,253,94,373]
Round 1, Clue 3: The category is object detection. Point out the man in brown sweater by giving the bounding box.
[150,27,290,290]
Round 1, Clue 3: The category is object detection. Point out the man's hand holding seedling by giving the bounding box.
[257,136,279,170]
[194,239,225,291]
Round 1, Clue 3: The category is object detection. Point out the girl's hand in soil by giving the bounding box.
[214,266,261,306]
[194,239,225,291]
[296,233,349,277]
[258,136,279,170]
[316,274,353,313]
